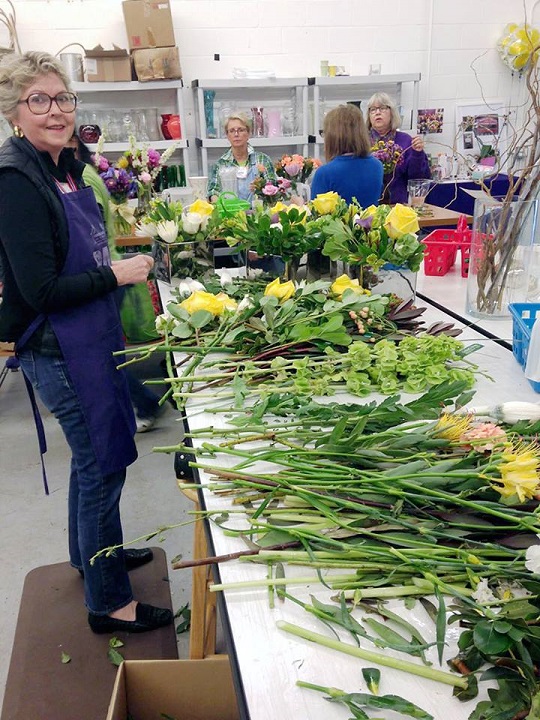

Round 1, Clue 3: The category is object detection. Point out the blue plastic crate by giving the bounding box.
[509,303,540,392]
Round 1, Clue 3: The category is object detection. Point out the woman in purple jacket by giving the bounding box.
[366,92,431,204]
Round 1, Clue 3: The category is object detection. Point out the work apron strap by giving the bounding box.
[16,315,49,495]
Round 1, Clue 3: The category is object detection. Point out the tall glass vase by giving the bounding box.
[347,263,417,302]
[204,90,217,138]
[465,197,539,319]
[137,184,153,219]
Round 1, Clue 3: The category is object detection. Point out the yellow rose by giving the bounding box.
[331,274,371,298]
[180,290,229,316]
[384,203,420,239]
[190,199,214,217]
[269,201,290,215]
[311,191,340,215]
[264,278,296,303]
[360,205,378,219]
[117,156,129,169]
[215,292,238,313]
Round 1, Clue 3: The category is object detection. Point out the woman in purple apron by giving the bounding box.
[0,51,172,633]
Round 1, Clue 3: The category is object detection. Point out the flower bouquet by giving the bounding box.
[321,203,424,300]
[211,201,325,280]
[250,163,291,206]
[137,197,215,283]
[274,153,322,188]
[93,153,137,236]
[370,139,404,175]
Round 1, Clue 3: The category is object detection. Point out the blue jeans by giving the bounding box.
[18,350,133,615]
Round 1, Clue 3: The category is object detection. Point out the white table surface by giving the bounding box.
[157,279,538,720]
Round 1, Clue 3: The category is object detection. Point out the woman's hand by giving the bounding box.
[411,135,425,152]
[111,255,154,286]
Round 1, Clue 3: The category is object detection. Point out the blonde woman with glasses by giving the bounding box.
[207,112,276,202]
[366,92,430,204]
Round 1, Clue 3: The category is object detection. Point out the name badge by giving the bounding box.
[236,167,248,179]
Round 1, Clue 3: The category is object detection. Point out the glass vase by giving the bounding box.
[465,197,539,319]
[347,263,417,302]
[137,184,153,218]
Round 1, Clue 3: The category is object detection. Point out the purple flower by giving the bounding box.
[262,183,279,196]
[270,212,279,223]
[147,148,161,168]
[355,216,373,229]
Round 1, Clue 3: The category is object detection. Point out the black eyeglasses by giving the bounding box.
[18,92,78,115]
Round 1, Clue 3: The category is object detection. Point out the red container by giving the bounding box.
[423,229,459,276]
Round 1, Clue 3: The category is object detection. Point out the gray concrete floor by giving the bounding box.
[0,353,195,709]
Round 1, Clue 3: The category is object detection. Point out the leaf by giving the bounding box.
[362,667,380,694]
[109,636,124,649]
[108,647,125,666]
[189,309,214,329]
[174,602,191,634]
[61,651,71,664]
[473,620,514,655]
[327,692,433,720]
[435,587,447,666]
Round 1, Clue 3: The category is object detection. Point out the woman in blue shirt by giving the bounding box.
[311,104,383,206]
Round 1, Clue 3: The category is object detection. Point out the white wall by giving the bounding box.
[5,0,539,164]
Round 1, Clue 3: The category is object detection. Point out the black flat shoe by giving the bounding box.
[124,548,154,570]
[77,548,154,577]
[88,603,173,634]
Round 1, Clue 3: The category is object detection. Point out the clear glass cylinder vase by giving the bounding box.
[347,263,417,302]
[465,197,539,319]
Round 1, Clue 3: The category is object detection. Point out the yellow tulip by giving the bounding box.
[311,191,340,215]
[190,199,214,217]
[330,274,371,298]
[270,201,290,214]
[384,203,420,239]
[180,290,231,316]
[264,277,296,302]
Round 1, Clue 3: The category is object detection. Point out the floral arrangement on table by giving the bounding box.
[320,202,425,289]
[211,201,327,279]
[274,153,322,187]
[93,135,181,232]
[136,197,215,280]
[250,163,292,206]
[370,139,404,175]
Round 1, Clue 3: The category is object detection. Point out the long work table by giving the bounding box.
[158,276,538,720]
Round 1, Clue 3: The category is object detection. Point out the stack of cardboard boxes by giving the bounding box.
[85,0,182,83]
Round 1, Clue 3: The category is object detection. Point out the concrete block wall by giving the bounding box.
[5,0,538,167]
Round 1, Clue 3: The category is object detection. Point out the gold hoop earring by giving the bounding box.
[13,125,24,138]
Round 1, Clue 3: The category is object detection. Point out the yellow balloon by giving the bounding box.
[498,22,540,72]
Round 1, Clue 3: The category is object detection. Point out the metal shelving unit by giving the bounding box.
[191,77,310,176]
[72,79,190,176]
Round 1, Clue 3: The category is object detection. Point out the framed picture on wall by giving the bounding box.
[455,100,509,158]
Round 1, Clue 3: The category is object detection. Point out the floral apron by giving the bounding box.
[47,178,137,474]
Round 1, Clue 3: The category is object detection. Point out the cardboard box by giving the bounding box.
[84,45,132,82]
[122,0,175,50]
[132,45,182,81]
[106,656,240,720]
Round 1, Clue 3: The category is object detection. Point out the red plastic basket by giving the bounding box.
[423,225,471,278]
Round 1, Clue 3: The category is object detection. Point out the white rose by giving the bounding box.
[183,212,203,235]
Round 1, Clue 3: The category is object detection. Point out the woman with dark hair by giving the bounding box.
[366,91,430,204]
[311,103,383,206]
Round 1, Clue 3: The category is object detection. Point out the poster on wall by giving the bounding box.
[417,108,444,134]
[455,100,508,157]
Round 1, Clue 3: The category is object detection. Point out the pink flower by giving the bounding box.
[284,162,301,177]
[291,154,305,167]
[139,171,152,184]
[97,156,110,171]
[262,183,279,196]
[277,177,292,189]
[147,149,161,168]
[460,423,507,452]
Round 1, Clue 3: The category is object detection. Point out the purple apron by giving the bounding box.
[47,180,137,474]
